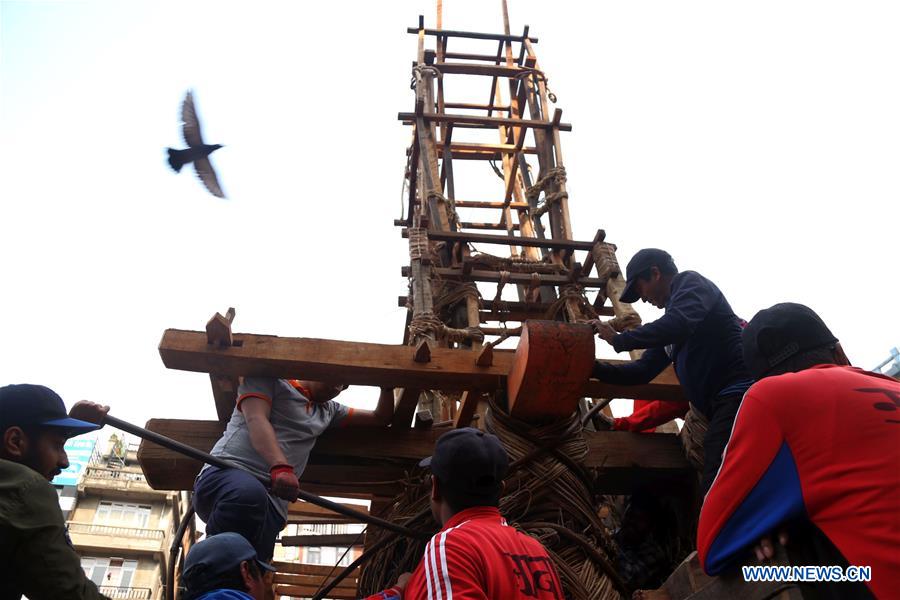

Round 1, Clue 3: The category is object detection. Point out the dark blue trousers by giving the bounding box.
[193,466,285,561]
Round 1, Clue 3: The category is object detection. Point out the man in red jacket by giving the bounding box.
[698,303,899,599]
[366,428,564,600]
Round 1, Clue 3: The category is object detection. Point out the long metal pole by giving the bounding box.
[104,415,429,541]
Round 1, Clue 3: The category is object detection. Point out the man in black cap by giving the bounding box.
[182,532,276,600]
[590,248,753,494]
[698,303,898,599]
[366,427,564,600]
[0,383,110,600]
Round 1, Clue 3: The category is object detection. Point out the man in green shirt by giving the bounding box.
[0,383,110,600]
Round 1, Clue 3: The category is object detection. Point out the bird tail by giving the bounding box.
[166,148,186,172]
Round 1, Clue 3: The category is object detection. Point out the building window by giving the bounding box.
[306,547,321,564]
[81,557,137,587]
[95,501,152,528]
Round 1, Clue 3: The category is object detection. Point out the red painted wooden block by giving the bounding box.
[506,320,595,421]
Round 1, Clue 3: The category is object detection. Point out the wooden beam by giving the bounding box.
[434,62,527,77]
[406,27,538,43]
[159,329,683,400]
[137,419,690,495]
[272,561,358,578]
[159,329,507,391]
[391,387,421,428]
[400,265,607,288]
[279,533,362,547]
[275,583,356,600]
[287,500,369,525]
[401,228,595,250]
[397,295,615,319]
[399,112,572,132]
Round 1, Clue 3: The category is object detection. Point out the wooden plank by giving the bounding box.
[398,296,614,319]
[272,561,359,578]
[279,533,362,547]
[434,62,527,77]
[137,419,690,495]
[399,112,572,132]
[437,141,537,155]
[209,374,238,422]
[275,584,356,600]
[406,27,538,43]
[401,228,594,250]
[401,265,607,288]
[159,329,508,391]
[159,329,683,399]
[453,200,529,209]
[453,391,482,428]
[273,573,357,590]
[443,53,512,64]
[391,387,421,428]
[287,500,368,525]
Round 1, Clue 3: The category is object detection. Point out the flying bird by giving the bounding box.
[166,90,226,198]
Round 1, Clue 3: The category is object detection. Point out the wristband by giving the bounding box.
[270,464,295,479]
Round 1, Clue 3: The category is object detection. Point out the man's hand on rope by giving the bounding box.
[270,464,301,501]
[589,319,617,345]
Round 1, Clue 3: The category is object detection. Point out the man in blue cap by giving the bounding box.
[0,383,110,600]
[590,249,753,495]
[182,532,276,600]
[366,428,563,600]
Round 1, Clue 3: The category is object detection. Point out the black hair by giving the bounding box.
[183,560,261,600]
[436,474,501,513]
[765,346,837,377]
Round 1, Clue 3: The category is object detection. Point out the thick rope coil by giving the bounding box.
[408,227,429,261]
[525,166,568,203]
[433,282,481,315]
[408,311,485,345]
[410,65,442,90]
[543,285,600,322]
[492,271,511,313]
[532,190,569,219]
[426,190,460,230]
[594,242,621,280]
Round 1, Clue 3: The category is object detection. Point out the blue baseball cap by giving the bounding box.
[0,384,100,435]
[419,427,508,498]
[184,533,276,591]
[619,248,677,303]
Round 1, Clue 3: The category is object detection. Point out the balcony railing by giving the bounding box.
[67,521,165,540]
[98,587,152,599]
[84,466,147,482]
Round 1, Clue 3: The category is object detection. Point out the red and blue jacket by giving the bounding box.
[697,365,900,599]
[365,506,563,600]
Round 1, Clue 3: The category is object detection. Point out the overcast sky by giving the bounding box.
[2,1,897,428]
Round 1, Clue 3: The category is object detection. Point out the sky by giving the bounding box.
[1,1,898,428]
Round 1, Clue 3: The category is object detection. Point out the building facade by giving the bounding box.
[59,434,190,600]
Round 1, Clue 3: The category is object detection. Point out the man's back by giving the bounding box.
[403,506,563,600]
[699,365,900,598]
[0,458,108,600]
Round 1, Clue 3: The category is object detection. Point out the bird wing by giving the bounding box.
[181,90,205,148]
[193,157,226,198]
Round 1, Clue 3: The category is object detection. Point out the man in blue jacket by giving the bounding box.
[592,248,753,494]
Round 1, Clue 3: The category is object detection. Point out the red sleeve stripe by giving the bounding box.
[236,392,272,412]
[339,407,356,426]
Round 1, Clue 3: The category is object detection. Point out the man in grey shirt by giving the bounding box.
[193,378,392,560]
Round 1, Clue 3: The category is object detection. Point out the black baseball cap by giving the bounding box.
[0,384,100,435]
[183,532,275,591]
[620,248,677,303]
[419,427,508,498]
[742,303,839,379]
